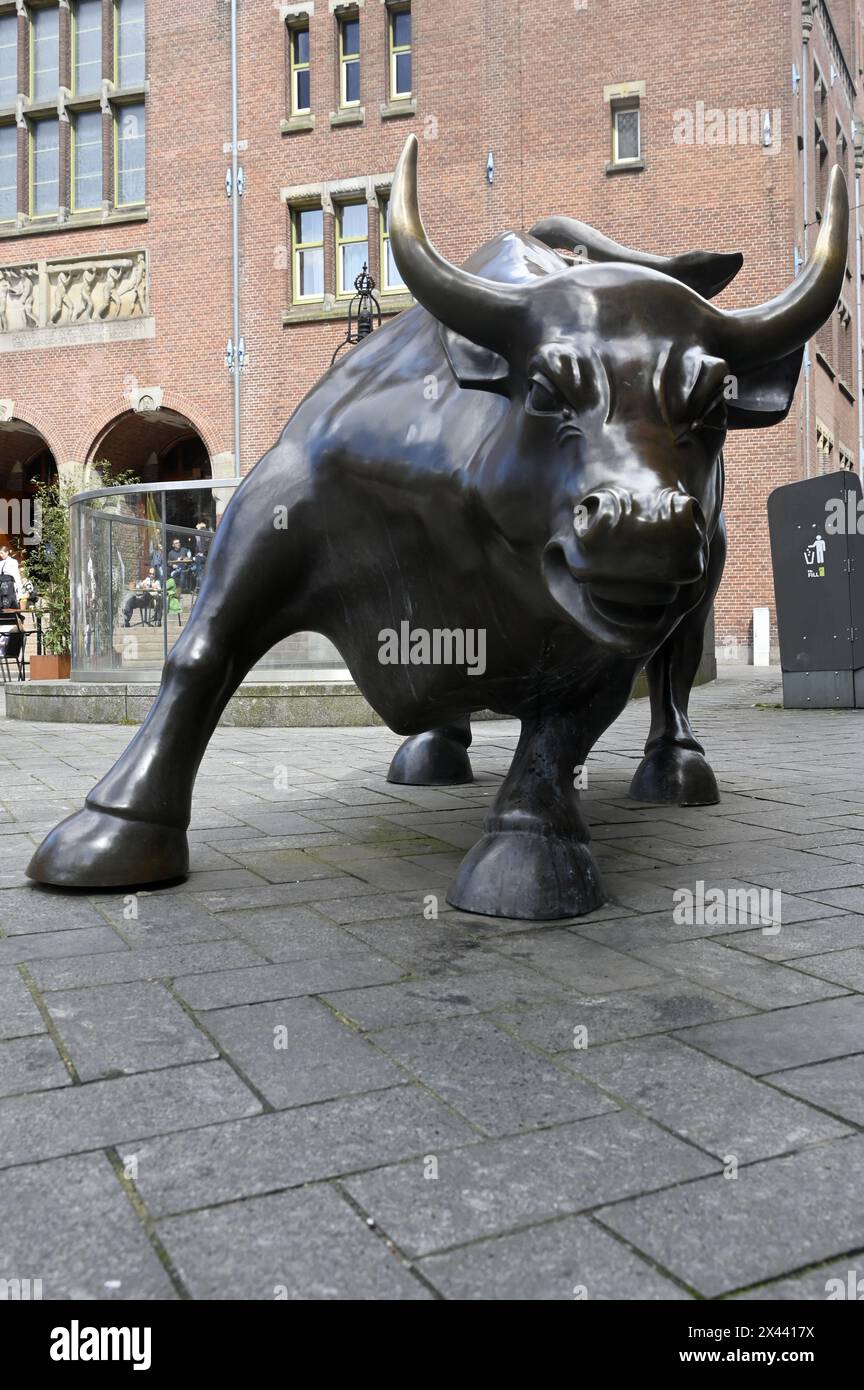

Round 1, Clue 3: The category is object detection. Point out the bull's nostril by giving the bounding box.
[574,488,622,541]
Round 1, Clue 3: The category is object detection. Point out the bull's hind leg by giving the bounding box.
[629,517,726,806]
[27,460,311,888]
[447,703,618,921]
[387,716,473,785]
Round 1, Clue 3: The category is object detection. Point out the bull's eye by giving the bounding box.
[527,375,564,416]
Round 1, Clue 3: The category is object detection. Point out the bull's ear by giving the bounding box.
[440,324,510,395]
[726,347,805,428]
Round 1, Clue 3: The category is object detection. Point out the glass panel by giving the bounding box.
[296,206,322,244]
[32,6,59,101]
[0,124,15,221]
[386,241,405,290]
[293,27,309,64]
[117,0,145,87]
[341,239,367,292]
[342,18,359,56]
[294,67,309,111]
[74,109,102,209]
[344,58,359,103]
[394,51,411,94]
[117,102,145,203]
[340,202,366,239]
[615,108,640,160]
[32,119,59,216]
[298,246,323,297]
[393,9,411,46]
[75,0,102,93]
[0,14,17,108]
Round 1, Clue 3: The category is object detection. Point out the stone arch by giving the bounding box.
[71,391,227,472]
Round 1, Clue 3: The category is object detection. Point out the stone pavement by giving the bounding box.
[1,665,863,1301]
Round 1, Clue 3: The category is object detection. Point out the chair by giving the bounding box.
[0,627,26,682]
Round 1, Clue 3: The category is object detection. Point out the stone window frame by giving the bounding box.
[0,0,149,240]
[281,2,314,133]
[281,172,413,323]
[815,418,834,471]
[290,198,325,304]
[604,81,645,175]
[838,441,855,471]
[335,2,360,110]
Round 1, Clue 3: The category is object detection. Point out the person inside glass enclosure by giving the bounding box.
[149,539,165,580]
[167,536,194,592]
[122,567,161,627]
[191,520,210,590]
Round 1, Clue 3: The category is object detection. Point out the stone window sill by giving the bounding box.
[329,106,364,127]
[816,351,835,380]
[839,378,855,404]
[0,206,149,240]
[281,113,315,134]
[380,98,416,120]
[605,158,645,175]
[283,295,414,326]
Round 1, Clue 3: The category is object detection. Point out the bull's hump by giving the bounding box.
[460,230,568,285]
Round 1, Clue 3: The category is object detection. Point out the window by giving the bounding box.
[389,5,411,100]
[292,205,324,300]
[612,101,640,165]
[74,0,103,95]
[31,118,59,216]
[0,13,16,109]
[336,201,368,295]
[73,108,102,210]
[31,5,59,102]
[116,101,145,204]
[838,442,855,471]
[289,24,310,114]
[339,14,360,106]
[379,195,405,292]
[0,124,15,221]
[116,0,145,87]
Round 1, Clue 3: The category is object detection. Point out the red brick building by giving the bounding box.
[1,0,863,657]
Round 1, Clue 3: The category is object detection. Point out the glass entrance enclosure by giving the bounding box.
[69,479,347,681]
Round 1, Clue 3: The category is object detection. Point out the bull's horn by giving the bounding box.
[720,165,848,365]
[530,216,743,299]
[390,135,526,351]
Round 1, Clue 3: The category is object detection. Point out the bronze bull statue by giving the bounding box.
[27,138,848,921]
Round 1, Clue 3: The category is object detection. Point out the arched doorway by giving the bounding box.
[89,408,211,530]
[0,417,57,552]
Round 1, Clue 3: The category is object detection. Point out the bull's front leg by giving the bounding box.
[446,707,608,920]
[629,516,726,806]
[387,716,473,785]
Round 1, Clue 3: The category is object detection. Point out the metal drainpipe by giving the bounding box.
[230,0,241,480]
[801,24,813,480]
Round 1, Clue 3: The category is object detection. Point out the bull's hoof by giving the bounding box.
[629,745,720,806]
[387,731,473,786]
[26,805,189,889]
[447,831,605,921]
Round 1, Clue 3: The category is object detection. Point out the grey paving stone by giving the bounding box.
[0,1152,175,1300]
[675,995,864,1074]
[495,981,754,1053]
[218,849,347,884]
[202,996,404,1107]
[0,1034,70,1097]
[0,968,45,1037]
[371,1015,616,1136]
[27,940,265,993]
[714,914,864,962]
[0,926,125,966]
[338,916,497,972]
[568,1035,849,1161]
[491,930,669,993]
[174,952,405,1010]
[420,1215,690,1300]
[763,1055,864,1126]
[343,1110,719,1256]
[596,1135,864,1297]
[45,980,216,1080]
[326,961,566,1031]
[0,888,110,934]
[733,1253,864,1301]
[131,1084,476,1216]
[0,1060,261,1168]
[801,886,864,913]
[791,947,864,990]
[630,939,845,1009]
[227,906,360,962]
[158,1185,430,1300]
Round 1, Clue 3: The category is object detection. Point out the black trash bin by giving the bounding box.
[768,469,864,708]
